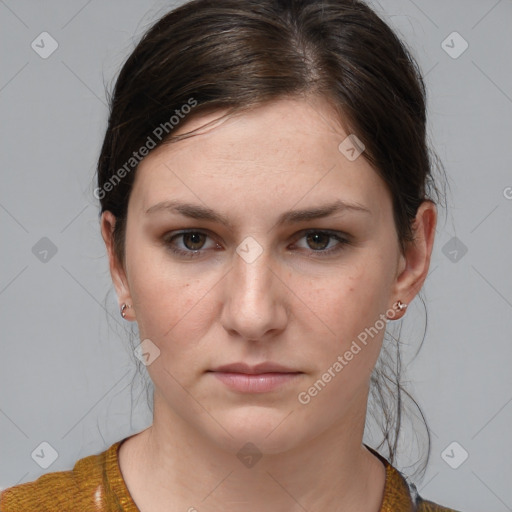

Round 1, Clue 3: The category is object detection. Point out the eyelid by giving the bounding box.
[163,229,220,250]
[291,229,351,254]
[296,228,351,242]
[163,228,351,259]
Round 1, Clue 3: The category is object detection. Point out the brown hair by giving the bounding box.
[97,0,445,476]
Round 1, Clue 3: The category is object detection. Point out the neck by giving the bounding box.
[119,393,386,512]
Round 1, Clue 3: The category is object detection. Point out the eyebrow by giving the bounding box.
[145,199,371,228]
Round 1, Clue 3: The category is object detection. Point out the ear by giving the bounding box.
[100,211,134,320]
[391,200,437,317]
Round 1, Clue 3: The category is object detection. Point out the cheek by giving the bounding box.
[124,234,217,348]
[294,268,390,420]
[302,256,393,378]
[133,273,215,342]
[321,260,390,333]
[129,271,221,395]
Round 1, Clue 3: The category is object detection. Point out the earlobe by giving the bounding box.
[391,200,437,311]
[100,211,134,319]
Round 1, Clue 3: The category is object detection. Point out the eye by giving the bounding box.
[164,230,219,259]
[163,229,350,259]
[292,230,350,257]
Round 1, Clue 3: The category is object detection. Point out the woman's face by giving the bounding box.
[103,96,432,454]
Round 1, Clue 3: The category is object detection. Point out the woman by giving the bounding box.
[0,0,461,510]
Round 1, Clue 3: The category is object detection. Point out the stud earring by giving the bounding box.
[386,300,408,320]
[120,303,131,318]
[395,300,408,311]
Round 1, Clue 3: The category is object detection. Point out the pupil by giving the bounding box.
[185,233,203,250]
[308,233,328,250]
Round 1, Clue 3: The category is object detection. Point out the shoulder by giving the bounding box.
[0,440,123,512]
[365,445,462,512]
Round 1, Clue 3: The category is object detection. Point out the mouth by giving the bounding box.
[207,362,303,393]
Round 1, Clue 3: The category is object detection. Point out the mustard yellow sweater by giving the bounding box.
[0,440,460,511]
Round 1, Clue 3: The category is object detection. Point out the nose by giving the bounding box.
[220,244,288,342]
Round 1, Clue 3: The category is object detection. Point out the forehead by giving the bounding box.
[130,96,391,220]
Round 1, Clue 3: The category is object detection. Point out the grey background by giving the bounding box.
[1,1,511,511]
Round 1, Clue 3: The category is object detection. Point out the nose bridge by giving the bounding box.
[232,240,273,306]
[221,238,286,339]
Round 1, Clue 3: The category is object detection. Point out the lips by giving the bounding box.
[207,362,303,393]
[208,362,301,375]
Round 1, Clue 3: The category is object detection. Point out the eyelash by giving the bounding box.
[163,229,350,259]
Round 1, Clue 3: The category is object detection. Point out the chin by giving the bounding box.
[200,405,308,456]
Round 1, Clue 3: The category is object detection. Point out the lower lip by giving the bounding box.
[209,372,302,393]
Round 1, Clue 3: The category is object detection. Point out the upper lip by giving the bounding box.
[209,362,301,374]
